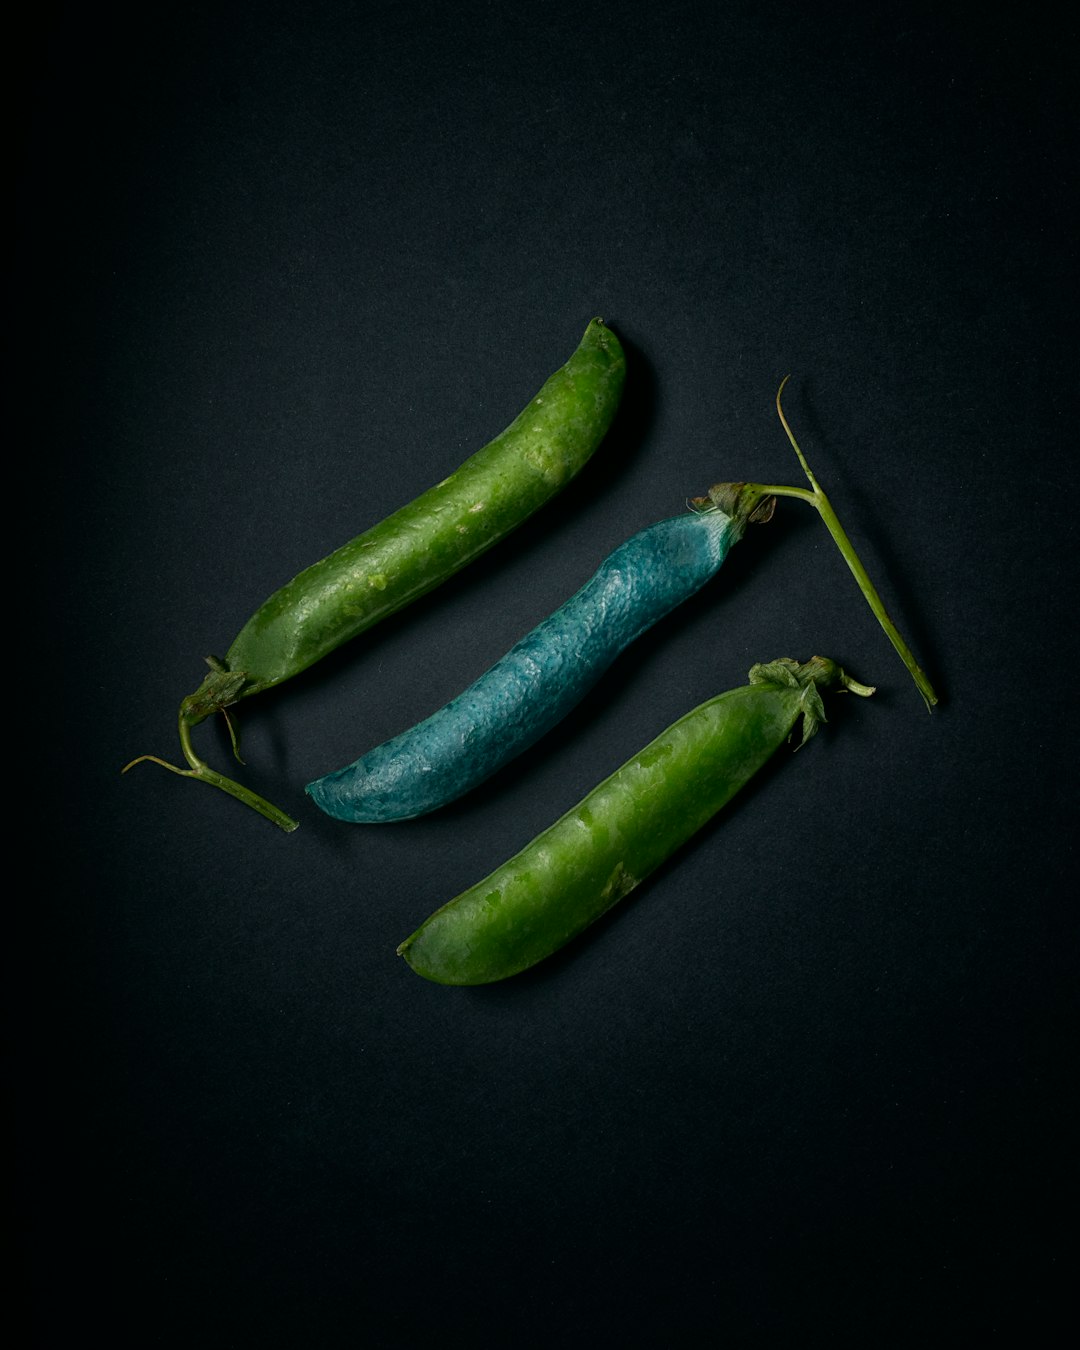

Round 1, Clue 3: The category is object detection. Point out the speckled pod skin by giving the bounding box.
[306,507,745,822]
[397,658,870,984]
[181,318,625,726]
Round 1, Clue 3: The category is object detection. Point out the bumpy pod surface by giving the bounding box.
[307,506,745,822]
[397,657,871,984]
[182,318,625,725]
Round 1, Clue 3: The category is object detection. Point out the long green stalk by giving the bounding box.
[737,378,938,710]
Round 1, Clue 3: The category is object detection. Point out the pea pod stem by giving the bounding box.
[121,714,299,833]
[732,378,938,711]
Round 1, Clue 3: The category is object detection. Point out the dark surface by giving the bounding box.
[19,3,1076,1344]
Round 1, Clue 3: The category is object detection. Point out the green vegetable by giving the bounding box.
[124,318,626,830]
[397,656,874,984]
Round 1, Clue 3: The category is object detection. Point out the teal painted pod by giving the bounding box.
[306,486,771,822]
[397,657,874,984]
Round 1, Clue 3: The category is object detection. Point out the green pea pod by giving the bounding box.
[125,318,626,831]
[397,657,874,985]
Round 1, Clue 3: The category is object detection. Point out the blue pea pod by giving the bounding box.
[306,484,774,822]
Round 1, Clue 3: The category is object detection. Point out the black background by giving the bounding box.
[19,2,1076,1344]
